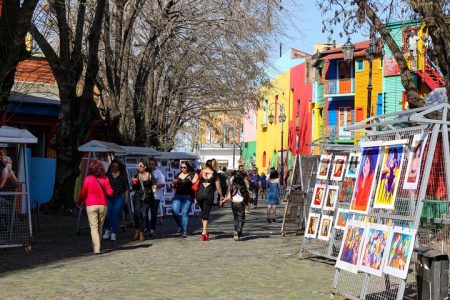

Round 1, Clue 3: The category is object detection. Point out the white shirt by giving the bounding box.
[152,168,165,200]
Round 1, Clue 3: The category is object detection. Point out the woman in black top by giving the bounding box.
[196,159,224,241]
[131,160,156,241]
[171,161,198,237]
[103,159,130,241]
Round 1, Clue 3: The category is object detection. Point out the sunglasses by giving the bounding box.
[181,166,187,169]
[137,165,145,168]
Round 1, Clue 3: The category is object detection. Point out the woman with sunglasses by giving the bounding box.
[171,161,198,237]
[131,160,156,241]
[103,159,129,241]
[196,159,224,241]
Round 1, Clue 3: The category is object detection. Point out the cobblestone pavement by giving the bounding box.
[0,203,343,299]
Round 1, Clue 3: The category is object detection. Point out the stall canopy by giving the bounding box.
[78,140,126,154]
[120,146,160,157]
[0,126,37,144]
[158,151,199,160]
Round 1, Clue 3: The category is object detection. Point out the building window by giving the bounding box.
[338,107,353,139]
[356,58,364,72]
[262,151,267,168]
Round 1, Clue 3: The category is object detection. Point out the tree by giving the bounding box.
[0,0,39,122]
[317,0,450,106]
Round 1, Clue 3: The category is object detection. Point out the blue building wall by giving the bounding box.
[327,61,338,80]
[328,98,353,126]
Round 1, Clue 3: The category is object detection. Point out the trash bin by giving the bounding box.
[415,247,449,300]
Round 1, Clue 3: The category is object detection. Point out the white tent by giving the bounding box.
[78,139,127,154]
[0,126,37,144]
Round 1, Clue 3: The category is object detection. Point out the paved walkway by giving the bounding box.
[0,204,341,299]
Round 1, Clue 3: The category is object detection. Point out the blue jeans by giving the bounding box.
[172,195,193,234]
[105,193,125,234]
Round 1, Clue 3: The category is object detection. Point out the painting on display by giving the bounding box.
[160,160,169,168]
[350,146,381,214]
[336,220,367,274]
[330,155,347,181]
[165,183,174,195]
[373,145,405,210]
[0,146,20,191]
[358,223,390,277]
[345,152,361,179]
[383,227,416,279]
[323,185,339,211]
[318,215,334,241]
[317,155,332,180]
[334,208,350,230]
[170,160,180,170]
[166,171,174,181]
[310,184,326,209]
[304,213,321,239]
[403,133,429,190]
[338,179,354,203]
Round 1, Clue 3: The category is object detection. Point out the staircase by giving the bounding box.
[416,56,445,90]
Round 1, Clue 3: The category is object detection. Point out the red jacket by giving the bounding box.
[78,175,113,206]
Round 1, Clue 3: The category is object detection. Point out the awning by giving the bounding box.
[158,152,199,160]
[120,146,160,157]
[0,126,37,144]
[78,140,127,154]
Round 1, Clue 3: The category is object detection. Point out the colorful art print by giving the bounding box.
[350,147,381,214]
[345,153,362,179]
[334,209,350,230]
[318,215,334,241]
[383,227,416,279]
[323,185,339,211]
[338,179,354,203]
[373,145,405,210]
[403,133,429,190]
[317,155,332,180]
[304,213,321,238]
[336,221,367,274]
[310,184,326,209]
[358,223,390,277]
[330,155,347,181]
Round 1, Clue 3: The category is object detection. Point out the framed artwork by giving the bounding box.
[310,184,326,209]
[336,220,367,274]
[170,160,180,170]
[334,208,350,230]
[404,133,429,190]
[346,152,362,178]
[166,171,174,180]
[358,223,390,277]
[350,146,381,214]
[373,145,405,210]
[165,183,174,195]
[330,155,347,181]
[305,213,321,238]
[383,227,416,279]
[338,179,354,203]
[318,215,334,241]
[160,160,169,167]
[323,185,339,211]
[317,155,332,180]
[0,146,20,191]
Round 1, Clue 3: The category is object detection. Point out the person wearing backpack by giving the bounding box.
[221,173,250,241]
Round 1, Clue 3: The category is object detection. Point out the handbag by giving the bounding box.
[192,179,200,192]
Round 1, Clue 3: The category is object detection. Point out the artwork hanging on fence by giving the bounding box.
[311,184,326,209]
[336,220,367,273]
[338,179,354,203]
[373,145,405,209]
[318,215,334,241]
[304,213,321,238]
[345,152,361,178]
[350,146,381,214]
[334,208,350,230]
[330,155,347,181]
[0,146,19,191]
[317,155,332,180]
[403,133,429,190]
[383,227,416,279]
[166,171,174,180]
[323,185,339,211]
[358,223,390,277]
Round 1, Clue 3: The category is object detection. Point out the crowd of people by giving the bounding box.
[77,158,287,254]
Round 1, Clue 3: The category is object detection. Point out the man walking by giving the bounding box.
[148,157,165,236]
[249,167,262,208]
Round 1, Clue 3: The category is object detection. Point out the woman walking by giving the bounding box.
[266,170,280,223]
[196,159,224,241]
[172,161,198,237]
[103,159,130,241]
[131,160,156,241]
[77,160,113,254]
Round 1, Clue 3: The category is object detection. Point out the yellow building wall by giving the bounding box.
[255,70,291,174]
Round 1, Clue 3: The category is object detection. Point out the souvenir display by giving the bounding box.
[336,220,367,274]
[305,213,321,238]
[338,179,354,203]
[383,227,416,279]
[318,215,334,241]
[345,152,361,179]
[323,185,339,211]
[330,155,347,181]
[334,208,350,230]
[311,184,326,209]
[317,155,332,180]
[404,133,429,190]
[359,223,390,277]
[374,145,405,209]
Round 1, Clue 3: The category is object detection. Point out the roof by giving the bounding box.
[0,126,37,144]
[315,40,381,61]
[9,92,60,106]
[158,152,200,160]
[78,140,127,154]
[120,146,160,157]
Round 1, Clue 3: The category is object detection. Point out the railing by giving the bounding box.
[325,78,355,95]
[328,125,353,140]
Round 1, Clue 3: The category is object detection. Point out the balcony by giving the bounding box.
[325,78,355,96]
[328,125,353,141]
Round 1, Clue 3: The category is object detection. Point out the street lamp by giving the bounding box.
[366,26,379,118]
[268,103,287,185]
[342,38,355,62]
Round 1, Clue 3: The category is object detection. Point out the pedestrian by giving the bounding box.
[242,172,254,213]
[249,166,262,208]
[238,164,246,175]
[266,170,280,223]
[172,161,198,237]
[103,159,130,241]
[260,172,267,200]
[77,160,113,254]
[221,173,250,241]
[196,159,224,241]
[131,160,156,241]
[147,157,165,236]
[217,166,228,207]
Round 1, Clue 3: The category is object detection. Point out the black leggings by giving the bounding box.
[197,185,215,221]
[133,197,150,231]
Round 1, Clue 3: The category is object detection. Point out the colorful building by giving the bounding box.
[241,108,257,168]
